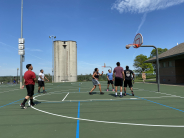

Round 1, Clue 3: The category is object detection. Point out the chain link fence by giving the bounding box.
[0,74,53,84]
[0,73,156,84]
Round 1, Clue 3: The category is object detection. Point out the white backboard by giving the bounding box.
[134,33,143,45]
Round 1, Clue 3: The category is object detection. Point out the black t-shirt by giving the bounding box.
[124,70,134,80]
[93,71,99,79]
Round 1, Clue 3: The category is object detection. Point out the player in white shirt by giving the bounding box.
[38,69,49,93]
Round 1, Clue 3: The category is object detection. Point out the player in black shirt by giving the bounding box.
[124,66,135,96]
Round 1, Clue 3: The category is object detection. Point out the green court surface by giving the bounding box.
[0,82,184,138]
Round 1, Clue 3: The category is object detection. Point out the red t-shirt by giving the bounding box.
[24,70,36,85]
[113,66,124,78]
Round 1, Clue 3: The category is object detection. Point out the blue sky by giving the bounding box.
[0,0,184,76]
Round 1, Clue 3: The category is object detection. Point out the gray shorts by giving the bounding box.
[92,79,100,86]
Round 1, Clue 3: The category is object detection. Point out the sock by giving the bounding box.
[124,91,126,93]
[115,93,117,95]
[22,99,27,105]
[120,92,122,95]
[30,99,33,104]
[131,91,134,93]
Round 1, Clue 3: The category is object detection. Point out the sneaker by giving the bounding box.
[120,95,123,98]
[43,91,47,94]
[38,91,40,93]
[112,89,114,91]
[30,103,36,107]
[100,92,104,95]
[124,93,126,96]
[132,93,134,96]
[107,89,109,91]
[115,95,117,97]
[20,103,27,109]
[89,92,93,95]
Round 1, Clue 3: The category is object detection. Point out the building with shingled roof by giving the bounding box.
[145,43,184,84]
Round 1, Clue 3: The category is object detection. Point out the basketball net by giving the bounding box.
[102,63,106,70]
[126,44,140,49]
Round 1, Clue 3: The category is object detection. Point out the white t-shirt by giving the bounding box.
[38,73,45,81]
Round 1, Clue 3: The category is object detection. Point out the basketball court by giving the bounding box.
[0,82,184,138]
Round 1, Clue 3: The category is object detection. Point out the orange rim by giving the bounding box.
[127,44,140,48]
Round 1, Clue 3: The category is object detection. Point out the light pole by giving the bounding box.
[17,68,19,84]
[18,0,25,89]
[49,35,56,83]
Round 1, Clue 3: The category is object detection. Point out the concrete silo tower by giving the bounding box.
[54,41,77,82]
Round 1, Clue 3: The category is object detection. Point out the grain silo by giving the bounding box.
[54,41,77,82]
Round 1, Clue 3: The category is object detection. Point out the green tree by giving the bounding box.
[149,48,168,72]
[149,48,168,58]
[133,54,154,73]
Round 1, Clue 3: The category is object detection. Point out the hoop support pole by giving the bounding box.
[140,45,160,92]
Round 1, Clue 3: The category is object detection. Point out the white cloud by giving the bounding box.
[26,48,43,52]
[0,42,43,60]
[136,12,147,34]
[26,53,43,60]
[0,41,17,50]
[30,49,43,52]
[112,0,184,13]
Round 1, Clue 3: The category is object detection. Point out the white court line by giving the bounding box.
[133,87,183,98]
[30,95,184,128]
[0,89,20,94]
[139,97,161,98]
[62,92,69,101]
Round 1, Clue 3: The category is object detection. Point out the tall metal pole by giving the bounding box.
[156,48,160,92]
[49,35,56,83]
[17,68,19,84]
[52,36,53,83]
[140,45,160,92]
[20,0,23,89]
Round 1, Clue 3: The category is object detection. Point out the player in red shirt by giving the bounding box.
[20,64,36,109]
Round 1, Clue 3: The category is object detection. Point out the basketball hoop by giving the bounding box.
[126,44,140,49]
[102,66,106,70]
[125,33,143,49]
[102,63,112,72]
[102,63,106,70]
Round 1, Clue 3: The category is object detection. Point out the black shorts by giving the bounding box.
[124,80,133,88]
[26,85,34,96]
[115,77,123,86]
[107,80,113,84]
[38,81,45,87]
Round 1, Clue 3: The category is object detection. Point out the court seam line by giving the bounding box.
[62,93,69,101]
[134,87,184,99]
